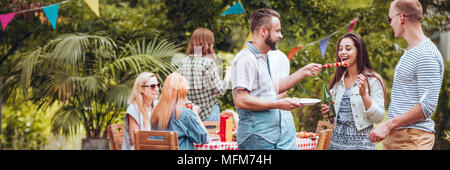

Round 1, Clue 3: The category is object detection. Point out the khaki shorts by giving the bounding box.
[382,128,435,150]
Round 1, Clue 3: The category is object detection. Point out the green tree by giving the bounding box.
[7,33,181,139]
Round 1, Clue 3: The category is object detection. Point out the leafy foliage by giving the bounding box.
[8,33,181,138]
[0,0,448,149]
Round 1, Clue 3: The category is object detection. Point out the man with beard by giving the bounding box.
[231,8,322,150]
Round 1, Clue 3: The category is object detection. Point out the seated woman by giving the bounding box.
[151,72,209,150]
[122,72,160,150]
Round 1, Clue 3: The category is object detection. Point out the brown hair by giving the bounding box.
[250,8,280,34]
[393,0,423,22]
[186,27,215,57]
[329,32,386,99]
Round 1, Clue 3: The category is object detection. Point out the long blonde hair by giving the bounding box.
[128,72,157,129]
[151,72,189,130]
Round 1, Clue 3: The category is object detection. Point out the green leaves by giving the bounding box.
[12,33,182,138]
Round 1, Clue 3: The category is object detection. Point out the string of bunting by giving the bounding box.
[287,17,359,61]
[220,2,359,62]
[0,0,100,31]
[3,0,358,63]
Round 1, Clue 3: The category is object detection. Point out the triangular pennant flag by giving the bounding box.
[242,32,252,49]
[0,12,16,31]
[288,46,302,61]
[42,3,60,30]
[349,18,358,32]
[320,37,330,58]
[84,0,100,17]
[221,1,245,16]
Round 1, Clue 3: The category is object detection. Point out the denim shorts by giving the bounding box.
[204,104,220,122]
[238,134,277,150]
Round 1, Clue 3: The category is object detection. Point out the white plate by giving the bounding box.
[298,98,321,106]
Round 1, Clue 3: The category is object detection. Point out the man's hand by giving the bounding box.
[276,98,304,110]
[369,120,394,143]
[300,63,322,77]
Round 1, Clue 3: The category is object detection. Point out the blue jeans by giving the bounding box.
[276,110,297,150]
[238,134,277,150]
[204,104,220,121]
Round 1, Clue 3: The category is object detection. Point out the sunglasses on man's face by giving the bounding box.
[387,13,403,24]
[142,83,160,89]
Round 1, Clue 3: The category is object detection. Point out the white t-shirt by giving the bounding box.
[268,50,290,87]
[126,104,152,131]
[122,101,158,150]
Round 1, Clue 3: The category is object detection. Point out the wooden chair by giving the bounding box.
[202,121,220,135]
[135,131,179,150]
[107,123,125,150]
[316,129,333,150]
[315,120,334,133]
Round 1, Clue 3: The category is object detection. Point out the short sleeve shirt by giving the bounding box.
[231,41,277,101]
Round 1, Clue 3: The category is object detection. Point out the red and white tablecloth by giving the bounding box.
[296,137,318,150]
[194,137,318,150]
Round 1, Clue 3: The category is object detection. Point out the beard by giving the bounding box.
[265,33,278,50]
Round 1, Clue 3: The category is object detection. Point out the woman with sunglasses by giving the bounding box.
[122,72,160,150]
[320,32,386,150]
[151,72,209,150]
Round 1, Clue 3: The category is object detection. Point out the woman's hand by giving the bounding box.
[357,74,368,97]
[320,104,329,119]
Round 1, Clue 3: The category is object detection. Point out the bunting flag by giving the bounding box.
[288,46,302,61]
[221,1,245,16]
[348,17,358,32]
[319,37,330,58]
[42,3,60,30]
[286,17,358,61]
[84,0,100,17]
[0,12,16,31]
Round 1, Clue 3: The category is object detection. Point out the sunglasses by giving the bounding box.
[387,13,404,24]
[142,83,160,89]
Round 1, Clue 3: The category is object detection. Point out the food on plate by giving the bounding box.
[297,131,318,138]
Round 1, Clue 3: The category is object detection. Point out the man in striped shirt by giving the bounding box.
[369,0,444,150]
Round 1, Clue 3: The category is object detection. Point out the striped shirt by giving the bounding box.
[231,42,281,145]
[231,41,278,101]
[388,38,444,133]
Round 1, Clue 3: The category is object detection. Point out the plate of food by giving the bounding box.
[297,131,319,139]
[293,98,321,106]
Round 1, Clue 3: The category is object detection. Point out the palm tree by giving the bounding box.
[10,33,182,144]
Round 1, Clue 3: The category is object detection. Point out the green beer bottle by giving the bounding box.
[322,84,336,123]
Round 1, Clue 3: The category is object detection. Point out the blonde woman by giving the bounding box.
[151,72,209,150]
[122,72,160,150]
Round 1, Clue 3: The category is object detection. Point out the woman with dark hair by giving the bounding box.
[320,32,386,150]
